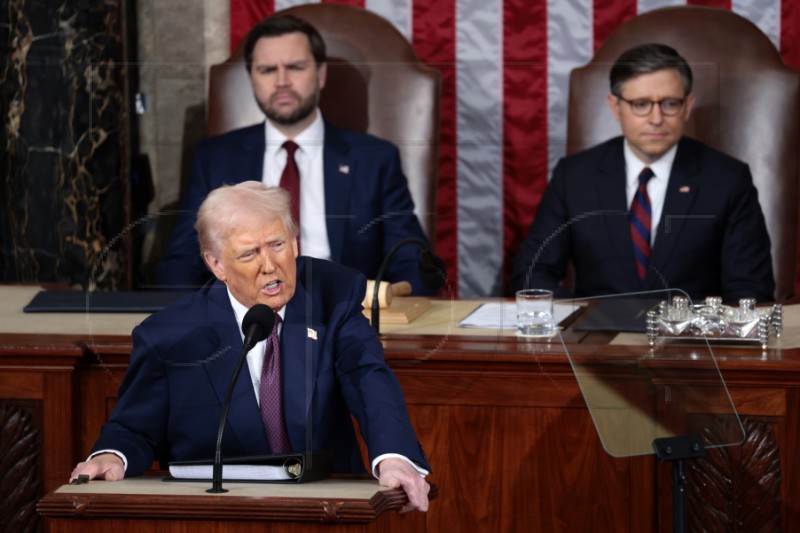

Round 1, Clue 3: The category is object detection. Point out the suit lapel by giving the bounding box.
[281,258,324,452]
[647,139,700,287]
[596,140,639,279]
[322,124,355,263]
[235,123,266,185]
[204,280,269,455]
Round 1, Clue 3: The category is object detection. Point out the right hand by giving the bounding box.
[69,453,125,482]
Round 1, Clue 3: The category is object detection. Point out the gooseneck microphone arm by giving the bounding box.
[371,238,445,335]
[207,304,275,494]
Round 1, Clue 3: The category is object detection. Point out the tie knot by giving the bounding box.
[283,140,299,157]
[638,167,654,186]
[270,314,282,337]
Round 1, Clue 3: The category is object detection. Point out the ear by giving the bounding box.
[291,237,299,259]
[607,93,622,122]
[683,93,696,120]
[317,62,327,91]
[203,252,226,282]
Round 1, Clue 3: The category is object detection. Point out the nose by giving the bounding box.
[648,104,664,124]
[276,66,290,87]
[259,249,277,274]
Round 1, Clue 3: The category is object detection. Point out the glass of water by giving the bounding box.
[516,289,556,337]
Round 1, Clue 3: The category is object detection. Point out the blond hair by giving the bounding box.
[195,181,297,257]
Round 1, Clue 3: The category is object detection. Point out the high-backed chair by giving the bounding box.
[206,4,441,242]
[567,6,800,301]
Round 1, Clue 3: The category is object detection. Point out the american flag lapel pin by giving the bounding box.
[679,185,691,193]
[307,328,318,340]
[339,164,350,174]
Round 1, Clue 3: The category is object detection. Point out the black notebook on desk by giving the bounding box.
[573,297,662,333]
[23,290,192,313]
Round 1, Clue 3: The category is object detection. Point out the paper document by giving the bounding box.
[169,463,294,481]
[458,302,580,329]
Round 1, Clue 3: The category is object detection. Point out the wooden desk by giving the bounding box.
[1,288,798,531]
[37,476,427,532]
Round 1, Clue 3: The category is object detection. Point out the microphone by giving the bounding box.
[371,238,446,335]
[208,303,275,493]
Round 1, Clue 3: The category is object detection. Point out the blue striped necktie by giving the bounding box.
[630,167,654,281]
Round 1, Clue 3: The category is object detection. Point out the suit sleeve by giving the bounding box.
[718,165,775,302]
[153,148,214,289]
[510,159,573,296]
[376,146,438,296]
[333,274,430,471]
[90,326,169,476]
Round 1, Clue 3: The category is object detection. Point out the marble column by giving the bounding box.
[0,0,131,290]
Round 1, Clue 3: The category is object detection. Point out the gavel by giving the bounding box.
[361,280,412,309]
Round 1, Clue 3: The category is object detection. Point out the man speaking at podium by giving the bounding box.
[71,182,430,513]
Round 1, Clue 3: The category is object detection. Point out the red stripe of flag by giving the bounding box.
[502,0,548,291]
[230,0,273,52]
[593,0,637,51]
[413,0,459,295]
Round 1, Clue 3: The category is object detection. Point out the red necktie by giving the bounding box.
[259,316,291,454]
[630,167,654,281]
[280,141,300,225]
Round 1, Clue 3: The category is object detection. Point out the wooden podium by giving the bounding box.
[37,475,430,532]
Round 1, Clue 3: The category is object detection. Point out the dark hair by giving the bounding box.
[243,14,326,71]
[609,43,693,97]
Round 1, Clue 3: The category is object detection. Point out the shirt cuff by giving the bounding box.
[371,453,429,478]
[88,449,128,472]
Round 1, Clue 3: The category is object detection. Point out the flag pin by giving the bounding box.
[307,328,318,340]
[679,185,691,193]
[339,164,350,174]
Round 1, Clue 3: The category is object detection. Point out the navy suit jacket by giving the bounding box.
[154,121,435,295]
[93,257,429,476]
[510,137,774,303]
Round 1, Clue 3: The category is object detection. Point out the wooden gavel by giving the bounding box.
[361,280,412,309]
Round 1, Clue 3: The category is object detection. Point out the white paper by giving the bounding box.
[168,463,293,481]
[458,302,579,329]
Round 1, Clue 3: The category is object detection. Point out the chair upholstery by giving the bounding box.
[206,4,441,242]
[567,6,800,301]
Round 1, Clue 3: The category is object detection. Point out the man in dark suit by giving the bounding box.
[511,43,774,303]
[154,14,436,295]
[71,182,430,512]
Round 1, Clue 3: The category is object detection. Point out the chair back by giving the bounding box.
[206,4,441,241]
[567,6,800,301]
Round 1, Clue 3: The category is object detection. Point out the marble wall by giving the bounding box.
[0,0,130,290]
[0,0,230,289]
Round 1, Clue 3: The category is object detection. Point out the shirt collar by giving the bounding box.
[623,140,678,186]
[264,110,324,152]
[227,288,286,341]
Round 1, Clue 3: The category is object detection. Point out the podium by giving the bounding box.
[37,475,432,532]
[563,291,746,532]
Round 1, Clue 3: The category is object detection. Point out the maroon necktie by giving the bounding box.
[280,141,300,225]
[259,316,291,454]
[630,167,654,281]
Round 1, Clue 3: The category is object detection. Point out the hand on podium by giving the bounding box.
[70,452,125,482]
[377,457,430,513]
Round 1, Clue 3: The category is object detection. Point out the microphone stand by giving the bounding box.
[207,305,273,493]
[207,347,251,493]
[371,238,443,335]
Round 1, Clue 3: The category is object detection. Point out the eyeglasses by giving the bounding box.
[617,97,686,117]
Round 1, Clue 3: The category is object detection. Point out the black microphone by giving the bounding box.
[371,238,446,335]
[208,303,275,493]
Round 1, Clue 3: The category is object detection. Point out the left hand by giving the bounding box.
[377,457,430,513]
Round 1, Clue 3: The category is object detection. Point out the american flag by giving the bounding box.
[230,0,800,297]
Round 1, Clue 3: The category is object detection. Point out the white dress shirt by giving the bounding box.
[623,141,677,246]
[263,113,331,259]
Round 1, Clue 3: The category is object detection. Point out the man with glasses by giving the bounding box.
[510,43,774,302]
